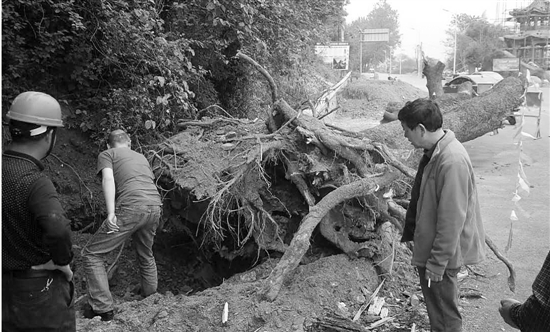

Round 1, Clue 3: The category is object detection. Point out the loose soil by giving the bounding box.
[36,73,549,331]
[330,77,428,131]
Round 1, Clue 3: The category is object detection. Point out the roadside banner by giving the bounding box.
[315,43,350,70]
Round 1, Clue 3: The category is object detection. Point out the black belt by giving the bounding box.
[3,269,55,279]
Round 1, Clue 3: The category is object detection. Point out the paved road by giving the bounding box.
[371,73,429,92]
[461,105,549,331]
[356,72,549,330]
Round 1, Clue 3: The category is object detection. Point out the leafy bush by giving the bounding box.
[2,0,348,146]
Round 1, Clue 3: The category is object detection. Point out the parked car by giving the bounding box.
[443,71,504,94]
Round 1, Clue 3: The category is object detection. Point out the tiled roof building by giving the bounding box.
[503,0,550,70]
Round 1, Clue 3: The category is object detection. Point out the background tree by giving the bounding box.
[345,0,401,72]
[444,13,505,73]
[392,53,417,74]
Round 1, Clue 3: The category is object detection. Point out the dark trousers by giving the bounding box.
[418,267,462,332]
[2,269,75,332]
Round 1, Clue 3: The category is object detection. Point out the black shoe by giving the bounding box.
[83,306,114,321]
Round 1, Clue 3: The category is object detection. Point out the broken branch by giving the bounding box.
[237,52,278,103]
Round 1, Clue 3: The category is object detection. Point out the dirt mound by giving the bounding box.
[76,251,429,332]
[338,78,428,121]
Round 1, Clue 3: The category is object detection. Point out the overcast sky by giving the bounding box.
[344,0,532,60]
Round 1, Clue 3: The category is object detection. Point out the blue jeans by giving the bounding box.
[418,267,462,332]
[2,270,75,331]
[82,205,161,313]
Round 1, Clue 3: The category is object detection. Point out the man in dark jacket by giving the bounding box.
[2,91,75,331]
[499,250,550,331]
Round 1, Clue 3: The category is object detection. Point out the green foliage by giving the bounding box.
[445,14,505,73]
[2,0,348,146]
[2,0,91,98]
[345,0,401,72]
[3,0,201,145]
[164,0,348,116]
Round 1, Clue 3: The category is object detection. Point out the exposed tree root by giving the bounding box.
[261,170,400,301]
[485,235,516,292]
[150,53,524,303]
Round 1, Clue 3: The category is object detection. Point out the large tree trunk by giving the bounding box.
[360,77,524,152]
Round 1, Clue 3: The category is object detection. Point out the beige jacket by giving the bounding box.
[412,130,486,275]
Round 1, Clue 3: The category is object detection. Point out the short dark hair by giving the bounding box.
[397,98,443,132]
[108,129,130,147]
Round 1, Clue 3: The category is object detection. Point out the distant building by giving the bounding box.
[502,0,550,70]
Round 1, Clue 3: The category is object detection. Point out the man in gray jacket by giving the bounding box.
[398,99,486,332]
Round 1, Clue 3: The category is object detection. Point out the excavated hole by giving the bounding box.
[94,159,353,298]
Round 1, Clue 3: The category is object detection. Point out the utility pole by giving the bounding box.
[399,53,402,75]
[389,46,392,76]
[417,43,423,78]
[453,29,457,75]
[383,50,387,73]
[359,37,363,73]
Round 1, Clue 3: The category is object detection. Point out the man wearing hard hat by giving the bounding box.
[2,91,75,331]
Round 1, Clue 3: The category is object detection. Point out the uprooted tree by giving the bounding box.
[147,53,525,302]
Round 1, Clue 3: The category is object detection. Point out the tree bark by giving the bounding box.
[360,77,524,153]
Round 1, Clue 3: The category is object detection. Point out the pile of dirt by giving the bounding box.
[338,77,428,121]
[76,251,430,332]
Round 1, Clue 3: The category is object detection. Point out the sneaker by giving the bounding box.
[83,306,114,322]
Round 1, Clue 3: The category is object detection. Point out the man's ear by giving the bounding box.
[418,124,426,135]
[44,129,54,144]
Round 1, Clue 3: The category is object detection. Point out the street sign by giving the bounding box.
[361,29,390,42]
[493,58,520,71]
